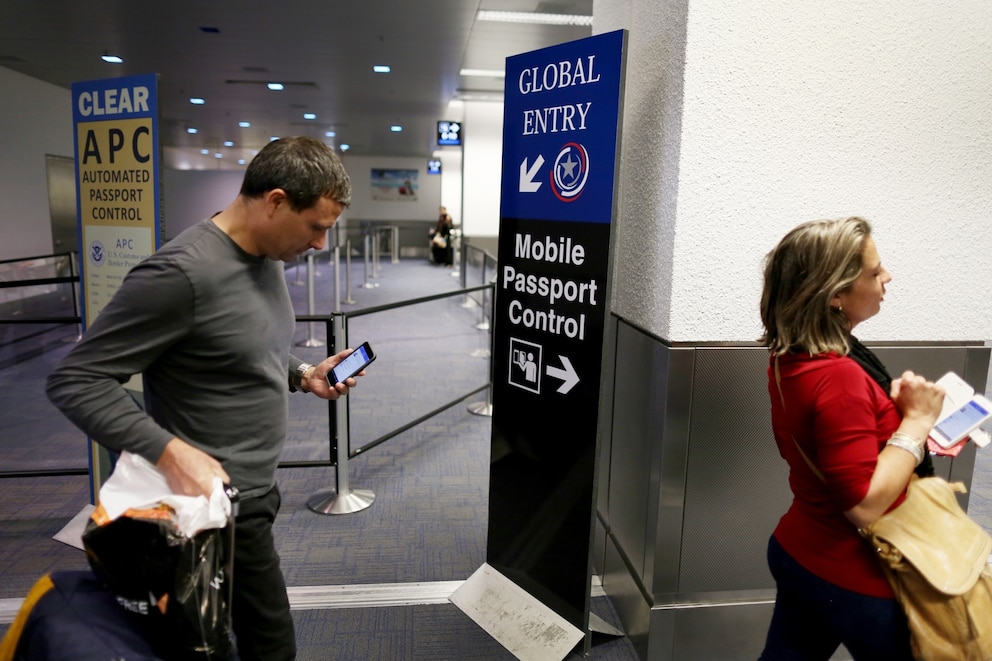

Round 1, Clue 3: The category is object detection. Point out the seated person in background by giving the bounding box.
[429,205,453,266]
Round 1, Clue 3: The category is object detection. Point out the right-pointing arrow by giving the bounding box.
[546,355,579,394]
[519,155,545,193]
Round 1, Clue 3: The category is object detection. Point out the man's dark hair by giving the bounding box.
[240,136,352,210]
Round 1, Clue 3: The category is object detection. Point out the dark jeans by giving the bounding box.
[232,485,296,661]
[759,535,912,661]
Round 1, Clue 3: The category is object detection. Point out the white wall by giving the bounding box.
[439,149,463,227]
[162,169,244,239]
[338,155,441,221]
[461,100,504,237]
[0,67,73,260]
[597,0,992,343]
[164,156,444,241]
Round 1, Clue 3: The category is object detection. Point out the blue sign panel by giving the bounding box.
[486,30,626,636]
[499,30,624,224]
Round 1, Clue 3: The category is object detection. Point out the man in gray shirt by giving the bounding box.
[47,136,356,660]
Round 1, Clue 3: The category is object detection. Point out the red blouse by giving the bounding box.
[768,351,906,598]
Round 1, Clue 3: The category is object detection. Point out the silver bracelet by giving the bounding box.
[887,431,925,465]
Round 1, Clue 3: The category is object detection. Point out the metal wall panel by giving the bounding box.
[678,347,788,593]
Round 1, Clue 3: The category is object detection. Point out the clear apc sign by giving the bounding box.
[487,30,626,634]
[72,73,161,328]
[72,73,161,501]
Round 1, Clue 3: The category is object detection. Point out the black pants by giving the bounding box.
[232,485,296,661]
[759,535,911,661]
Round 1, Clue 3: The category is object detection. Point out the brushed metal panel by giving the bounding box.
[594,314,620,576]
[651,347,696,596]
[608,321,671,586]
[652,602,854,661]
[46,154,77,255]
[678,347,790,593]
[602,531,651,661]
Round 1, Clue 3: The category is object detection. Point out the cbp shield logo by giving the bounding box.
[88,240,106,267]
[550,142,589,202]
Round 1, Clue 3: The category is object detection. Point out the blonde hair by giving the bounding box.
[759,217,872,356]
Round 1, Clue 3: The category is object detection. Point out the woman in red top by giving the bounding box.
[757,217,944,660]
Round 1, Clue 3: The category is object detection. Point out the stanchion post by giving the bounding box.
[333,245,341,312]
[461,246,480,309]
[372,229,381,278]
[475,284,490,331]
[343,239,356,303]
[469,289,494,417]
[296,253,325,347]
[391,225,399,264]
[307,313,375,514]
[292,256,304,286]
[361,233,378,289]
[69,251,82,341]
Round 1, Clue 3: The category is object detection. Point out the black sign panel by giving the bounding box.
[487,30,626,630]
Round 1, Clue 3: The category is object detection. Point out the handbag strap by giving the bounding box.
[774,356,827,484]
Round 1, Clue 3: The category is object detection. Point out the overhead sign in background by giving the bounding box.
[451,30,627,660]
[72,73,161,326]
[72,73,161,499]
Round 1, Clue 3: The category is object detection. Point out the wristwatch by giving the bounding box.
[290,362,315,393]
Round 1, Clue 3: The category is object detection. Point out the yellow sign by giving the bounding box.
[77,117,156,321]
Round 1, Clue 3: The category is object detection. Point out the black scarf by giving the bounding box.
[848,336,934,477]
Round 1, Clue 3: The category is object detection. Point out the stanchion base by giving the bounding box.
[461,298,479,309]
[307,487,376,515]
[470,349,491,358]
[468,401,493,417]
[360,283,379,289]
[342,297,357,304]
[475,321,490,331]
[295,339,326,347]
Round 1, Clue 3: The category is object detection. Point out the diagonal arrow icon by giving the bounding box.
[546,355,579,394]
[519,155,545,193]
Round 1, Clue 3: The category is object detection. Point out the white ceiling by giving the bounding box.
[0,0,592,164]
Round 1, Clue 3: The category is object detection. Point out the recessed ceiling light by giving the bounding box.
[238,159,246,165]
[239,121,251,128]
[340,144,350,151]
[189,97,205,105]
[390,125,402,132]
[187,127,198,134]
[223,141,234,147]
[303,113,317,120]
[325,131,336,137]
[460,68,505,78]
[200,149,209,155]
[270,136,279,142]
[476,10,592,26]
[267,83,285,91]
[373,65,391,73]
[215,153,223,159]
[101,54,124,64]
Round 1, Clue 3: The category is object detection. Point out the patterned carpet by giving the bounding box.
[0,251,639,659]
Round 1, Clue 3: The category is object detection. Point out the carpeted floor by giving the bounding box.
[2,249,991,660]
[0,250,640,659]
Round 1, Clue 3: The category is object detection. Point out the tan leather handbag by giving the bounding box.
[860,476,992,661]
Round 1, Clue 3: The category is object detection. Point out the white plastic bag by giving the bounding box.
[98,451,231,537]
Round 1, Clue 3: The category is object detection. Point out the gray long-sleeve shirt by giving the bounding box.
[47,219,295,498]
